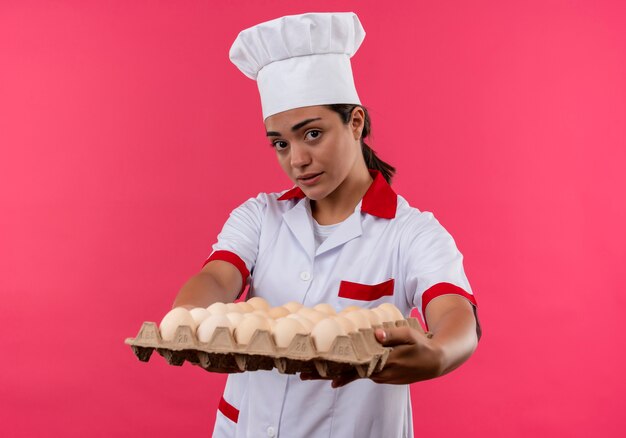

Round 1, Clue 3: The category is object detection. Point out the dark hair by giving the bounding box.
[326,104,396,184]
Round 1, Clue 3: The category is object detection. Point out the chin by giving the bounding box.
[300,186,327,201]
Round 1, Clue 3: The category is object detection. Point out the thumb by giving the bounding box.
[374,326,416,347]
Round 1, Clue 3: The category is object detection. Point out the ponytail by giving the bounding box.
[326,104,396,184]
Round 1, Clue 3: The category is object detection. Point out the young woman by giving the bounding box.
[172,12,480,438]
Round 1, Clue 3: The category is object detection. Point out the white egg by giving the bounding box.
[225,312,244,327]
[234,314,271,345]
[272,318,307,348]
[372,307,393,323]
[252,309,270,318]
[189,307,210,326]
[159,307,196,341]
[297,307,326,324]
[268,306,290,319]
[333,315,357,333]
[286,314,314,332]
[311,318,346,352]
[206,302,229,315]
[379,303,405,321]
[283,301,303,313]
[358,309,382,327]
[342,311,370,330]
[313,303,337,315]
[225,303,240,313]
[339,305,362,314]
[234,301,254,313]
[246,296,270,311]
[197,314,233,343]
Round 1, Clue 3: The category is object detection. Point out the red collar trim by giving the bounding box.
[277,169,397,219]
[276,186,305,201]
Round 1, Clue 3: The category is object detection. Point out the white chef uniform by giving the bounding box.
[206,11,479,437]
[206,169,478,438]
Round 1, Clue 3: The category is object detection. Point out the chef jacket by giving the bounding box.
[205,170,478,438]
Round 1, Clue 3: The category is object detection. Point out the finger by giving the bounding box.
[199,366,244,374]
[331,370,359,388]
[374,326,417,347]
[300,372,332,381]
[369,369,388,383]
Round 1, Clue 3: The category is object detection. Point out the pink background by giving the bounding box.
[1,1,624,436]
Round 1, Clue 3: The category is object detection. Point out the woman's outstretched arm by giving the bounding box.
[327,294,479,388]
[172,261,242,309]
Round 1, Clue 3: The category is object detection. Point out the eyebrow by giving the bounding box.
[266,117,322,137]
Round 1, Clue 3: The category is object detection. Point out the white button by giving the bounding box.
[267,426,276,437]
[299,271,311,281]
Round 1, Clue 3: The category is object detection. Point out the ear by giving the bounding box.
[350,106,365,140]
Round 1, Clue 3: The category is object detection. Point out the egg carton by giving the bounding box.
[125,318,422,378]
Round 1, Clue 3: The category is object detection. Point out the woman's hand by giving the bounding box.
[190,362,244,374]
[367,326,443,385]
[332,295,479,388]
[325,326,442,388]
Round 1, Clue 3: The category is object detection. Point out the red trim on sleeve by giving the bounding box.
[338,278,395,301]
[218,396,239,423]
[203,250,250,297]
[421,282,478,331]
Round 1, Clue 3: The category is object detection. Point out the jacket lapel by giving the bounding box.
[282,198,316,260]
[315,204,363,257]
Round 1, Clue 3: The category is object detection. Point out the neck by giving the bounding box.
[311,165,373,225]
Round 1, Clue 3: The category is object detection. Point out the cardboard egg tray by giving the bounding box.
[125,317,422,378]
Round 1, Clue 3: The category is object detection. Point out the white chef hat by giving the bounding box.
[229,12,366,120]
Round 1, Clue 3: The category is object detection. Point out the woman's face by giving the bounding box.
[264,105,364,201]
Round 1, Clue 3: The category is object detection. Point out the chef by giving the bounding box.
[172,12,481,438]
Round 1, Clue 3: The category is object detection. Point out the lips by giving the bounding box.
[296,172,323,186]
[297,172,323,181]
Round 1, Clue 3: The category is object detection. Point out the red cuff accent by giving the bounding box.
[218,396,239,423]
[338,279,395,301]
[203,250,250,296]
[421,282,478,330]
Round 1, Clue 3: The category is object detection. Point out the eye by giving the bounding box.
[305,130,322,141]
[272,140,289,151]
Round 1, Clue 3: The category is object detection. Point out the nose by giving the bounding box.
[289,142,311,168]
